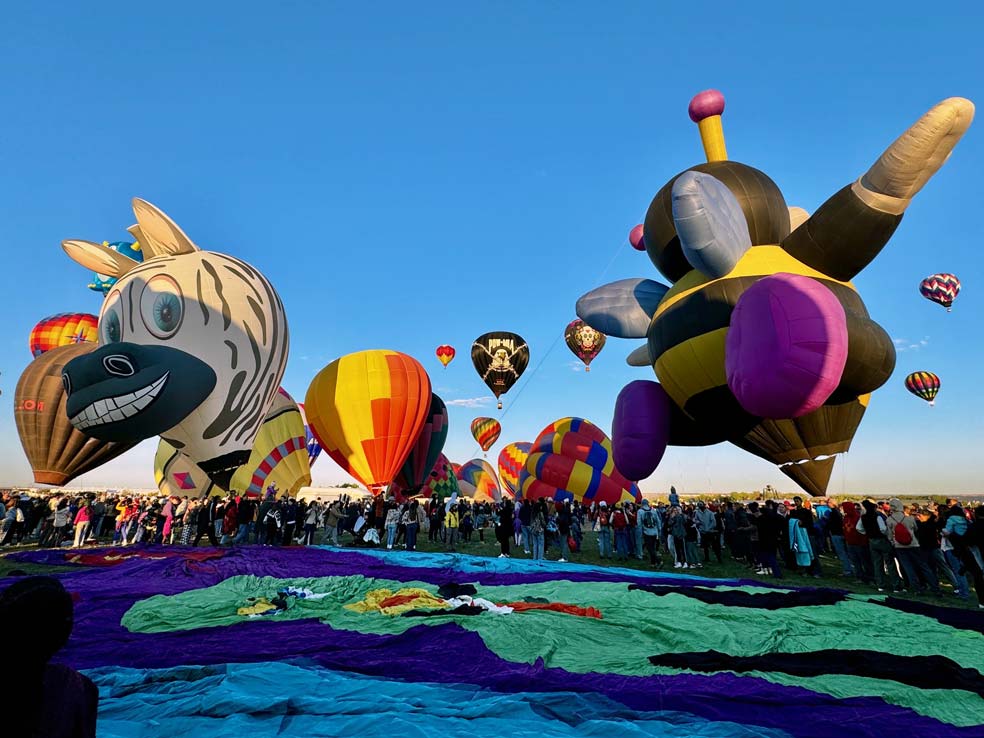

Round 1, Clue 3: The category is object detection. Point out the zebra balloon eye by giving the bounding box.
[101,292,123,344]
[140,275,185,339]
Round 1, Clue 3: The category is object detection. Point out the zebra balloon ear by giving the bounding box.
[62,239,140,279]
[132,198,200,258]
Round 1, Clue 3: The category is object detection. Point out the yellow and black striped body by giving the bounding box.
[647,245,882,495]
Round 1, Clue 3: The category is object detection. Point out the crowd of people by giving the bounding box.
[2,487,983,607]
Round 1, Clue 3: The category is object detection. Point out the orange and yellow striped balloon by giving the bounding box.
[305,350,432,494]
[29,313,98,358]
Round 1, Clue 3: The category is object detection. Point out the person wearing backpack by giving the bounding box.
[639,500,662,568]
[857,499,902,592]
[886,498,939,594]
[596,502,612,559]
[611,504,630,561]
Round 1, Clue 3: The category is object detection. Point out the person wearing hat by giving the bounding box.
[639,499,662,568]
[596,501,612,559]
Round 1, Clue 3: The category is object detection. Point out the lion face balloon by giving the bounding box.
[60,199,289,486]
[579,90,973,495]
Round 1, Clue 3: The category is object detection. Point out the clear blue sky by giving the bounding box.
[2,1,982,495]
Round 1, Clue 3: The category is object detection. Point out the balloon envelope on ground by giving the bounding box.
[498,442,531,498]
[456,458,502,502]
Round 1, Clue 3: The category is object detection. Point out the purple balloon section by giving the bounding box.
[726,273,848,419]
[612,380,671,481]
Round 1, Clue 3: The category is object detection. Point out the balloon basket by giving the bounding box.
[497,401,503,410]
[585,366,591,372]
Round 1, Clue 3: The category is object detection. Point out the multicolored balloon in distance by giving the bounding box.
[88,240,143,294]
[305,349,432,494]
[397,394,449,492]
[395,452,460,500]
[456,458,502,502]
[471,331,529,409]
[436,345,456,368]
[470,416,501,453]
[905,371,940,406]
[519,417,641,505]
[919,273,961,311]
[230,388,312,496]
[498,441,531,498]
[297,402,322,467]
[29,313,98,358]
[565,318,607,371]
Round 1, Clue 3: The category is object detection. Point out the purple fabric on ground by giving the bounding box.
[3,545,978,738]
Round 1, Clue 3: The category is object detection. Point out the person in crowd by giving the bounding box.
[666,505,687,568]
[857,499,902,592]
[460,508,474,543]
[885,498,940,595]
[404,500,423,552]
[611,503,630,561]
[825,500,854,577]
[529,499,547,560]
[942,500,984,606]
[302,499,321,545]
[789,497,821,576]
[596,501,613,559]
[385,501,401,550]
[445,502,460,552]
[497,498,514,558]
[695,501,721,564]
[625,502,640,559]
[556,501,572,562]
[755,500,783,578]
[841,501,873,584]
[72,498,92,548]
[639,499,661,567]
[519,499,533,555]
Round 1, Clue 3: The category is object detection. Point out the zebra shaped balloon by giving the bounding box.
[60,199,289,487]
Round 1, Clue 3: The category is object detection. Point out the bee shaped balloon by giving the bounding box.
[580,90,974,495]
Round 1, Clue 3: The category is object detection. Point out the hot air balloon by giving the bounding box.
[629,224,646,251]
[230,388,312,496]
[396,394,449,492]
[519,417,640,505]
[88,240,144,294]
[15,343,139,485]
[470,416,501,453]
[575,89,972,496]
[497,441,531,498]
[564,319,606,371]
[919,273,961,311]
[456,459,501,502]
[905,371,940,406]
[471,332,529,409]
[155,441,221,498]
[29,313,98,358]
[305,349,431,494]
[436,345,456,368]
[298,403,322,467]
[60,199,288,490]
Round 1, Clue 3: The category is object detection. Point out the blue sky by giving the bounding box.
[1,2,982,495]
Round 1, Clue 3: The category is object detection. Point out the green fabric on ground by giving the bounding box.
[121,574,984,726]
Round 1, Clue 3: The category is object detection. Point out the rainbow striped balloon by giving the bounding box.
[497,442,531,498]
[904,371,940,406]
[456,458,501,502]
[29,313,98,358]
[470,417,501,453]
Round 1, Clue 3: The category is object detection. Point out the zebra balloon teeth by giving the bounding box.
[60,199,289,487]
